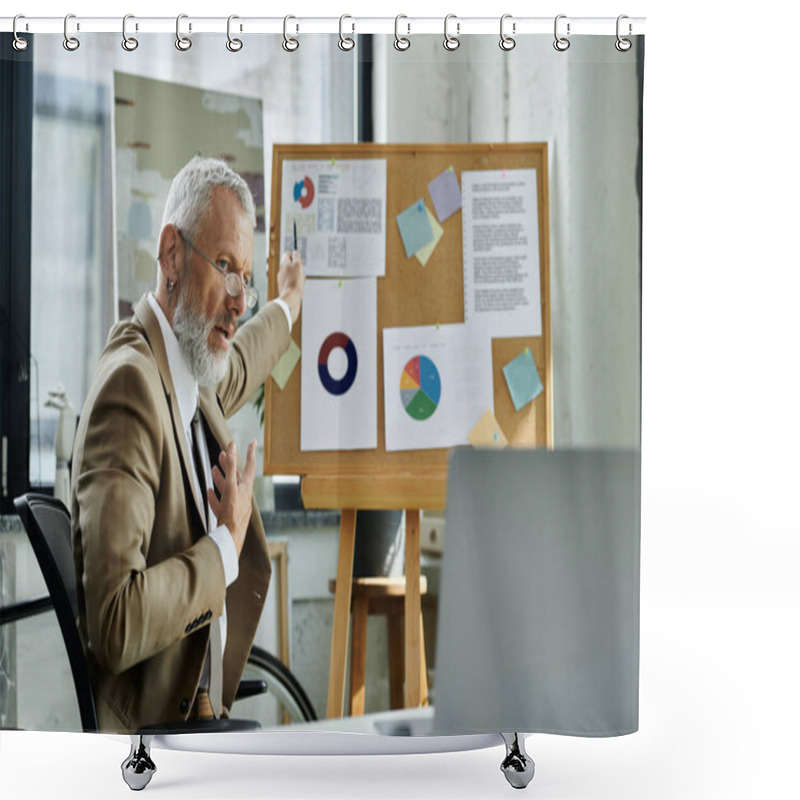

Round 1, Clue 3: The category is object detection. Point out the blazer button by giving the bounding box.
[180,698,190,713]
[185,623,192,634]
[203,610,212,622]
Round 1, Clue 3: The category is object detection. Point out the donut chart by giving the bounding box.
[400,355,441,421]
[318,332,358,396]
[293,176,315,209]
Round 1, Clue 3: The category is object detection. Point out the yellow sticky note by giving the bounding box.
[415,206,444,267]
[468,409,508,449]
[270,338,301,390]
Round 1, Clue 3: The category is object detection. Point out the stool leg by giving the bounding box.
[349,594,369,716]
[387,611,404,710]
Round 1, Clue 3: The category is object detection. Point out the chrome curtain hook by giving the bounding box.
[394,15,410,51]
[12,15,29,51]
[553,14,570,51]
[226,15,243,52]
[338,15,355,51]
[122,14,139,51]
[175,14,192,51]
[615,15,632,52]
[443,14,460,51]
[63,14,80,51]
[283,15,299,52]
[499,14,516,51]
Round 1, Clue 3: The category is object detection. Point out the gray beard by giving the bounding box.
[172,292,230,387]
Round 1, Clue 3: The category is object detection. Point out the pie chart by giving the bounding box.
[293,176,315,209]
[400,355,441,421]
[318,332,358,395]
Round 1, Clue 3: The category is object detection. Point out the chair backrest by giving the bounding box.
[14,493,98,731]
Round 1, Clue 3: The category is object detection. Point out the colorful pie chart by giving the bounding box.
[400,355,441,421]
[293,176,315,209]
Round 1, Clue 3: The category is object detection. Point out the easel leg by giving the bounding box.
[327,508,357,719]
[404,509,423,707]
[387,612,404,709]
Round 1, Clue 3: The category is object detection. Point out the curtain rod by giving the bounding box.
[1,16,646,37]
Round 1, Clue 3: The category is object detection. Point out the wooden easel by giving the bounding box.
[301,473,447,717]
[265,142,553,719]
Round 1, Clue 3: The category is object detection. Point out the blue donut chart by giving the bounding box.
[318,332,358,396]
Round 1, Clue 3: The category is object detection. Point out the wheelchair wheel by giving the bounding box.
[232,646,318,726]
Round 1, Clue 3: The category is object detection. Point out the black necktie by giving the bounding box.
[190,408,223,718]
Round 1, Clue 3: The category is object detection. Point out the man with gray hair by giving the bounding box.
[70,155,304,731]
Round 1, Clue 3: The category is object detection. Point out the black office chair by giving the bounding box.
[14,492,267,789]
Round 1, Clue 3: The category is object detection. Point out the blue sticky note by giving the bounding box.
[396,199,435,258]
[502,349,544,412]
[428,167,462,222]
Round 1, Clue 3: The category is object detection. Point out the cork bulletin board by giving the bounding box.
[264,143,552,510]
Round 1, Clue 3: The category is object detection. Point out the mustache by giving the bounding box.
[210,312,237,335]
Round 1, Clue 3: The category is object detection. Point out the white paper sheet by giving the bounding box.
[281,159,387,277]
[461,169,541,336]
[301,279,378,452]
[383,324,493,452]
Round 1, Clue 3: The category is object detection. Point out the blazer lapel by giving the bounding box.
[133,295,207,534]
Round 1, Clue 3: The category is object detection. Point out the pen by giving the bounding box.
[293,220,297,252]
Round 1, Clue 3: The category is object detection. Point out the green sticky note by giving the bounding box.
[502,349,543,412]
[271,338,301,390]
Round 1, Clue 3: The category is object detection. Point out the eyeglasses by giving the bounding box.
[177,229,258,309]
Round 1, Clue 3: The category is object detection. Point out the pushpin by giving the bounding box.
[502,168,506,179]
[435,322,440,331]
[331,156,336,167]
[448,165,454,173]
[338,279,343,288]
[493,431,498,441]
[525,346,530,354]
[418,200,424,211]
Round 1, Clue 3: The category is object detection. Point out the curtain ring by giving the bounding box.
[226,15,243,52]
[394,15,410,51]
[283,15,299,52]
[499,14,515,51]
[615,15,632,52]
[175,14,192,51]
[63,14,80,51]
[338,15,355,51]
[553,14,570,51]
[443,14,460,51]
[12,15,29,51]
[122,14,139,51]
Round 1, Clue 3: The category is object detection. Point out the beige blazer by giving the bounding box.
[70,295,290,732]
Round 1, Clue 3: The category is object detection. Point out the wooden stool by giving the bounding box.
[329,575,429,716]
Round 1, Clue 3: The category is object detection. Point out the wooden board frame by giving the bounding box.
[265,143,552,510]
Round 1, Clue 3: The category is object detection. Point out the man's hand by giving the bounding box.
[208,439,256,558]
[277,250,306,325]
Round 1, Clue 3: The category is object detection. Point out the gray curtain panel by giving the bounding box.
[433,448,640,737]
